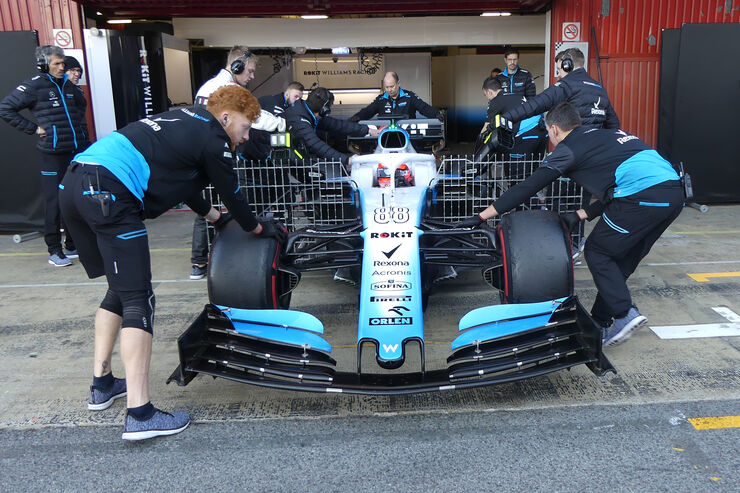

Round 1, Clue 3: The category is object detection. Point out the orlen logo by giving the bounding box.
[370,232,413,239]
[369,317,413,326]
[371,280,412,291]
[374,260,410,266]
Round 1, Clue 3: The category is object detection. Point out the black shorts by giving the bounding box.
[59,163,152,292]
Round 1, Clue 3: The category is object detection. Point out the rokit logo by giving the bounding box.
[370,232,413,239]
[371,280,412,291]
[372,270,411,276]
[374,260,409,266]
[370,295,412,302]
[369,317,413,326]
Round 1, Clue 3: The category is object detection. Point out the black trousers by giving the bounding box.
[583,181,684,323]
[190,215,210,265]
[40,151,76,254]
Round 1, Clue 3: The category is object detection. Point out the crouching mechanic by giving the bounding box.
[459,102,683,347]
[59,86,286,440]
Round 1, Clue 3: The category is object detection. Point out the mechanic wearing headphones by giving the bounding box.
[189,46,289,280]
[239,81,306,162]
[460,102,683,348]
[500,48,619,129]
[0,45,90,267]
[480,76,546,162]
[348,71,443,122]
[495,48,536,98]
[59,86,286,440]
[284,86,380,168]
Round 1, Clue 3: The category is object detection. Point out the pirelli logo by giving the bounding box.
[370,296,412,302]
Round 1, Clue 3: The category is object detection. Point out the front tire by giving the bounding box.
[207,220,289,309]
[497,210,573,304]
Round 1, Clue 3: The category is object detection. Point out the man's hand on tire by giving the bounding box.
[455,214,486,229]
[254,218,288,243]
[560,211,582,232]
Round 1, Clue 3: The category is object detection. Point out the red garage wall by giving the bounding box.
[0,0,94,140]
[550,0,740,147]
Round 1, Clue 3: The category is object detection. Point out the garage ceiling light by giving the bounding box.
[301,15,328,19]
[108,19,133,24]
[481,12,511,16]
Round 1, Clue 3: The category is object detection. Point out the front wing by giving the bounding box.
[168,296,614,395]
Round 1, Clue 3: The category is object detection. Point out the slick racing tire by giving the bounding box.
[207,220,290,309]
[497,210,573,304]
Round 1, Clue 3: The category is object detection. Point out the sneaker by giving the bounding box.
[63,248,79,259]
[88,378,127,411]
[122,408,190,441]
[190,264,207,280]
[603,307,648,347]
[48,252,72,267]
[433,265,458,283]
[333,267,357,285]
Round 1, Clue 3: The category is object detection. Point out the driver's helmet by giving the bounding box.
[376,163,391,188]
[394,163,415,187]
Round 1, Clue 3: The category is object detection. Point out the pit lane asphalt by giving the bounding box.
[0,205,738,490]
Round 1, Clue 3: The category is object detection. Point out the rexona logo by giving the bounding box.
[370,232,413,239]
[370,295,412,302]
[371,280,412,291]
[374,260,410,266]
[369,317,413,326]
[372,270,411,276]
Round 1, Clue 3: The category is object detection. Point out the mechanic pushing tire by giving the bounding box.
[208,220,290,309]
[497,210,573,304]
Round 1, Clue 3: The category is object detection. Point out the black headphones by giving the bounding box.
[318,96,332,117]
[560,52,574,73]
[230,50,252,75]
[36,53,49,74]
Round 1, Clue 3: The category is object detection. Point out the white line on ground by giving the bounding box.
[651,307,740,339]
[645,260,740,266]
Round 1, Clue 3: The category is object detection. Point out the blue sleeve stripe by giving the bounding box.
[116,229,148,240]
[58,184,64,189]
[602,213,629,234]
[639,201,669,207]
[41,171,58,176]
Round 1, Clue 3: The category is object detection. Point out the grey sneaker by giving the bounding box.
[433,265,458,283]
[63,248,79,259]
[333,267,357,285]
[48,252,72,267]
[190,264,207,280]
[603,307,648,347]
[88,378,127,411]
[122,408,190,441]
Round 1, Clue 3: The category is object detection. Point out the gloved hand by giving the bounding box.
[212,212,232,230]
[455,214,486,229]
[560,211,582,232]
[254,218,288,243]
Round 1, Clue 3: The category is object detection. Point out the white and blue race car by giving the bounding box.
[168,119,613,394]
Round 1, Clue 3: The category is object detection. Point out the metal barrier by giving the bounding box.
[204,154,586,247]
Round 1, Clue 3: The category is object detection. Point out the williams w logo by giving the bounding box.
[382,344,399,353]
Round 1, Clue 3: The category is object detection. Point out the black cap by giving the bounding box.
[64,56,82,74]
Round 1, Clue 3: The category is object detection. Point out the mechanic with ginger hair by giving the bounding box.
[459,102,683,347]
[59,85,286,441]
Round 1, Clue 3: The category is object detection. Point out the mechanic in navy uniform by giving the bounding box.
[348,71,442,122]
[241,81,306,162]
[284,86,379,169]
[0,45,90,267]
[461,102,683,347]
[496,48,536,98]
[59,86,286,441]
[500,48,619,129]
[480,76,546,164]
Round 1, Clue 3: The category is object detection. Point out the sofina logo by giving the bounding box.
[370,280,412,291]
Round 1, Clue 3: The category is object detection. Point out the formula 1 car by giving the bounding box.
[168,119,614,394]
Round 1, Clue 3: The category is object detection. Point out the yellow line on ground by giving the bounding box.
[687,416,740,430]
[687,272,740,283]
[0,247,190,257]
